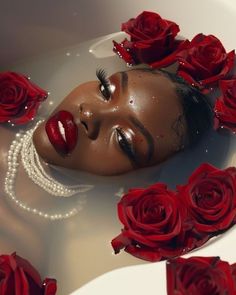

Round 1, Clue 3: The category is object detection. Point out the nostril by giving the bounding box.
[81,121,88,131]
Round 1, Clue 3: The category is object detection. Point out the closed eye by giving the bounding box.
[116,127,137,163]
[96,68,112,100]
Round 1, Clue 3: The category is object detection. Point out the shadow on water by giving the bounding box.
[158,128,231,189]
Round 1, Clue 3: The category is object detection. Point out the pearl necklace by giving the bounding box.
[4,120,93,220]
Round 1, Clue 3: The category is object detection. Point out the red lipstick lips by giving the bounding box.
[45,110,78,156]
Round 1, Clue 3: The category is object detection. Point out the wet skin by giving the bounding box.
[33,69,185,176]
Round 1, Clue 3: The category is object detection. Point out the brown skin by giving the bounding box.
[33,69,186,176]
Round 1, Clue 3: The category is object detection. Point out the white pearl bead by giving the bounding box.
[4,120,88,221]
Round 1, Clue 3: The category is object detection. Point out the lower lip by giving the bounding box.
[45,110,78,156]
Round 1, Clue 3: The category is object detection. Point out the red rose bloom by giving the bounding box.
[214,78,236,131]
[167,256,236,295]
[111,183,190,262]
[177,33,235,89]
[113,11,188,67]
[177,163,236,235]
[0,72,47,124]
[0,252,57,295]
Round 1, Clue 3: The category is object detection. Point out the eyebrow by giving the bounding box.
[120,71,128,92]
[129,116,155,163]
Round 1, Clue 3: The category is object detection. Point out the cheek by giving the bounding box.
[70,135,134,176]
[153,133,179,165]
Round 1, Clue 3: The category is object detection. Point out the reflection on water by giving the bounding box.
[0,32,234,294]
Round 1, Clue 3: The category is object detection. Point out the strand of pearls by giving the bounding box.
[4,121,91,220]
[21,121,93,197]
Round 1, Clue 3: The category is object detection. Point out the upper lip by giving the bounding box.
[45,110,78,156]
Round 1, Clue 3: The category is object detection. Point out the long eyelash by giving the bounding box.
[96,68,111,96]
[116,128,136,163]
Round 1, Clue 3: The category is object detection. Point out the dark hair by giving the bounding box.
[138,68,213,148]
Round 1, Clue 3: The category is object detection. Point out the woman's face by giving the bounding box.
[33,69,185,176]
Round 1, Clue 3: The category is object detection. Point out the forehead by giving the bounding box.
[124,69,182,122]
[126,69,177,96]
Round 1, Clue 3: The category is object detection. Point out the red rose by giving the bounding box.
[231,263,236,288]
[113,11,188,67]
[214,78,236,131]
[167,256,236,295]
[0,252,57,295]
[177,163,236,235]
[177,33,235,89]
[111,183,190,262]
[0,72,47,124]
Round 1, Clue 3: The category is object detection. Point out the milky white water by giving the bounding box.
[0,32,235,295]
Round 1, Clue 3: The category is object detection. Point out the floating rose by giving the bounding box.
[111,183,190,262]
[166,256,236,295]
[214,78,236,131]
[0,71,48,125]
[0,252,57,294]
[177,34,235,90]
[113,11,188,67]
[177,163,236,235]
[112,163,236,262]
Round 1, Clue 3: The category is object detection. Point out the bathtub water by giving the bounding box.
[1,1,236,294]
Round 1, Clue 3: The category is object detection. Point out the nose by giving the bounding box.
[78,103,100,139]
